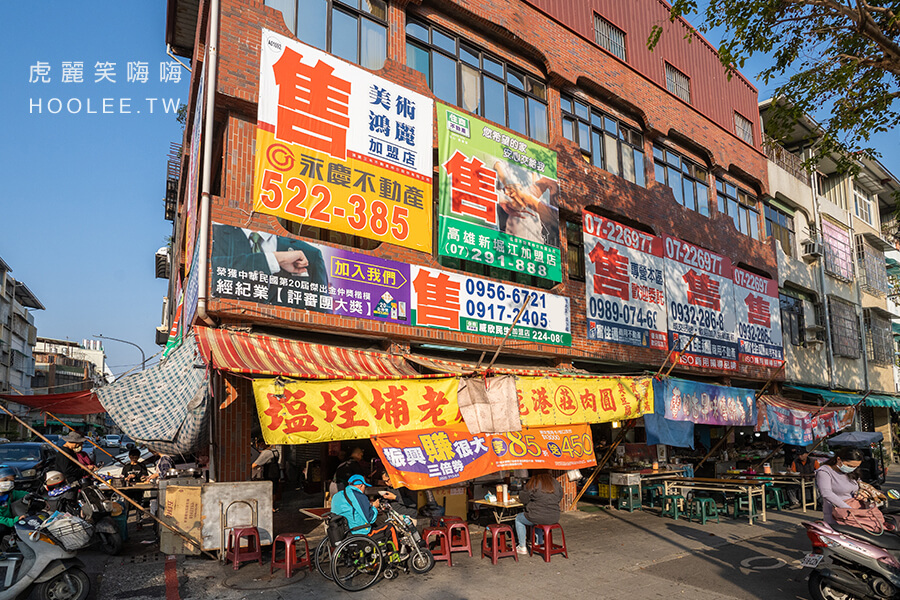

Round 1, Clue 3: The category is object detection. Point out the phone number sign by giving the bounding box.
[663,235,738,370]
[733,267,784,367]
[410,266,571,346]
[583,213,667,350]
[253,30,434,252]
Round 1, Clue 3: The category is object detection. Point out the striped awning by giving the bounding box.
[195,327,421,379]
[405,354,558,376]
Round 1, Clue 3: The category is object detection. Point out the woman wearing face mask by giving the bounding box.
[816,447,865,526]
[0,467,28,536]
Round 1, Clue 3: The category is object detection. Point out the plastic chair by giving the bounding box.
[225,527,263,570]
[642,483,665,508]
[688,497,719,524]
[530,524,567,562]
[270,533,311,578]
[661,494,685,520]
[481,524,518,565]
[766,487,788,511]
[423,527,453,566]
[445,521,472,557]
[732,494,761,522]
[617,485,641,512]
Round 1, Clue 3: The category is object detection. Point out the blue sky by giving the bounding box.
[0,2,896,380]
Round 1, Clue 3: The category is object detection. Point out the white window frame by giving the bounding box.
[854,184,873,225]
[665,63,691,104]
[594,14,626,61]
[734,112,753,145]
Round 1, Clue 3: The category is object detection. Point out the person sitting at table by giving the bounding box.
[120,448,150,525]
[374,470,418,519]
[515,472,562,555]
[786,447,819,508]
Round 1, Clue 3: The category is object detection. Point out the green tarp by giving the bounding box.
[785,384,900,410]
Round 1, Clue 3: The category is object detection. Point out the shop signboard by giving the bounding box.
[657,377,757,426]
[516,376,654,427]
[211,223,411,325]
[436,103,561,281]
[583,213,667,350]
[253,378,461,444]
[663,235,738,370]
[253,30,433,252]
[183,54,205,271]
[758,402,852,445]
[410,266,570,346]
[372,424,595,489]
[732,267,784,368]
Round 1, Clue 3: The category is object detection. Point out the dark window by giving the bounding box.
[653,145,708,215]
[856,235,889,296]
[566,221,585,281]
[561,95,645,187]
[764,203,795,256]
[822,219,854,281]
[405,19,548,142]
[829,298,860,358]
[593,14,626,61]
[716,179,759,239]
[265,0,387,70]
[665,63,691,104]
[864,309,893,366]
[779,291,804,347]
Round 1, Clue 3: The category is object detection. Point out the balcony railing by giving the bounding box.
[763,134,810,187]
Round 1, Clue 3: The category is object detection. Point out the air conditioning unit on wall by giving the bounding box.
[802,241,824,261]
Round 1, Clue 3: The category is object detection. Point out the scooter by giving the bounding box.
[803,518,900,599]
[46,478,123,555]
[0,497,90,600]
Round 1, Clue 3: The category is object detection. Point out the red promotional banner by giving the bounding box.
[372,424,595,490]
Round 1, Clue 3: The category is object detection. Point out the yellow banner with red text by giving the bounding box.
[516,376,654,427]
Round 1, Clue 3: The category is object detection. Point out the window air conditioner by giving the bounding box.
[802,241,823,261]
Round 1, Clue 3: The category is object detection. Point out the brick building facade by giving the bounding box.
[166,0,784,480]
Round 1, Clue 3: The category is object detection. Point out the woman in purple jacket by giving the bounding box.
[816,447,864,526]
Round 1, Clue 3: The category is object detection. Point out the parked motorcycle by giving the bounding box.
[0,496,91,600]
[45,478,123,555]
[803,519,900,599]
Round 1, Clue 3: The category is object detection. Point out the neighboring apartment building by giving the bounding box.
[0,257,44,438]
[31,338,111,434]
[165,0,783,480]
[759,99,900,458]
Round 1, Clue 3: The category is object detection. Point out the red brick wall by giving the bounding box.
[190,0,783,479]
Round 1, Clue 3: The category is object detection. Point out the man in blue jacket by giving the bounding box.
[331,474,380,535]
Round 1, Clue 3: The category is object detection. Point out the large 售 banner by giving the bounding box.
[436,103,561,281]
[732,267,784,368]
[583,213,667,350]
[373,424,595,489]
[663,235,738,370]
[253,30,433,252]
[516,376,654,427]
[410,266,571,346]
[254,378,461,444]
[211,223,411,325]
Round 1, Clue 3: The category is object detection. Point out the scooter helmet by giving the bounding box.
[0,467,15,481]
[45,470,65,488]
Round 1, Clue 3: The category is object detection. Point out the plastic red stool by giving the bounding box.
[225,527,263,570]
[270,533,311,578]
[445,522,472,557]
[530,523,567,562]
[423,527,453,566]
[481,524,518,565]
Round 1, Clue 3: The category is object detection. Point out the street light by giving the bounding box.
[93,334,146,370]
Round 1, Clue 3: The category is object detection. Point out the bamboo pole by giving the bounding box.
[44,411,128,467]
[654,334,696,378]
[0,402,214,559]
[484,292,531,372]
[567,421,635,510]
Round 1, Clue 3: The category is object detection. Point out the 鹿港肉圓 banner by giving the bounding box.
[410,266,571,346]
[436,103,561,281]
[211,223,410,325]
[253,30,434,252]
[373,424,595,489]
[732,267,784,368]
[583,213,667,350]
[516,376,654,427]
[663,235,738,370]
[658,377,757,426]
[254,378,461,444]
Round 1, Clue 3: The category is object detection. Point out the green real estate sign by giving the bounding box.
[436,103,562,282]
